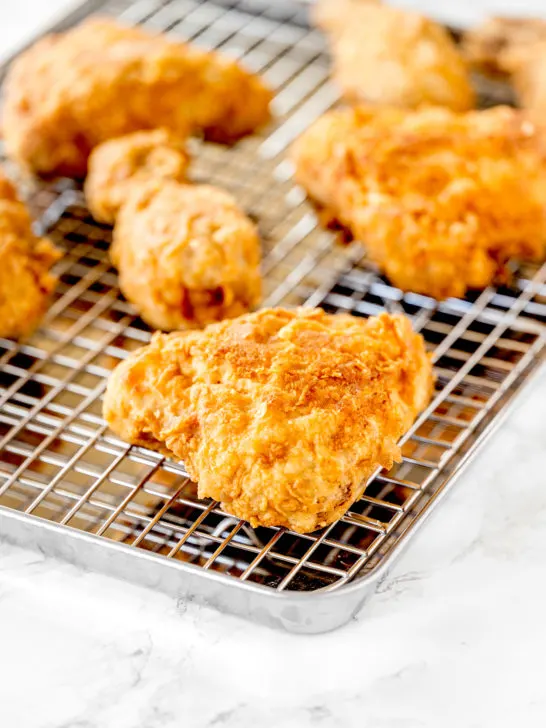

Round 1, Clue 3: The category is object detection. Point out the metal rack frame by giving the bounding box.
[0,0,544,633]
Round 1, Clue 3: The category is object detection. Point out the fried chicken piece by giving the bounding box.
[111,180,261,331]
[313,0,474,111]
[85,129,190,225]
[511,43,546,118]
[2,17,272,178]
[103,308,433,533]
[462,16,546,77]
[85,130,261,330]
[462,17,546,117]
[0,173,60,339]
[292,105,546,300]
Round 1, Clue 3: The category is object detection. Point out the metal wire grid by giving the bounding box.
[0,0,545,595]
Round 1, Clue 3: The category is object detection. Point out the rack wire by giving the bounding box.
[0,0,545,601]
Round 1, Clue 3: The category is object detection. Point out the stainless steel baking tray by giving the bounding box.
[0,0,544,633]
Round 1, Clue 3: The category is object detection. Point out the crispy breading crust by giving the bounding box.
[292,105,546,300]
[103,308,433,533]
[85,129,190,225]
[0,173,60,339]
[2,17,272,177]
[313,0,474,111]
[111,180,261,331]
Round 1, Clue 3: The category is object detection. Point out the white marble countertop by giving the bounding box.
[1,2,546,728]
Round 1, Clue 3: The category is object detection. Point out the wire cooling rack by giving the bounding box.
[0,0,545,631]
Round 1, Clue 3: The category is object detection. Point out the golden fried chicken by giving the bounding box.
[511,43,546,118]
[103,308,433,533]
[0,173,60,339]
[111,180,261,331]
[85,130,261,330]
[462,16,546,77]
[85,129,190,225]
[2,17,272,178]
[313,0,474,111]
[292,105,546,300]
[462,17,546,118]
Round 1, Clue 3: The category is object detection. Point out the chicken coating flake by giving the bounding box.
[313,0,474,111]
[2,17,272,178]
[0,173,60,339]
[292,105,546,300]
[103,308,433,533]
[85,129,190,225]
[111,180,261,331]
